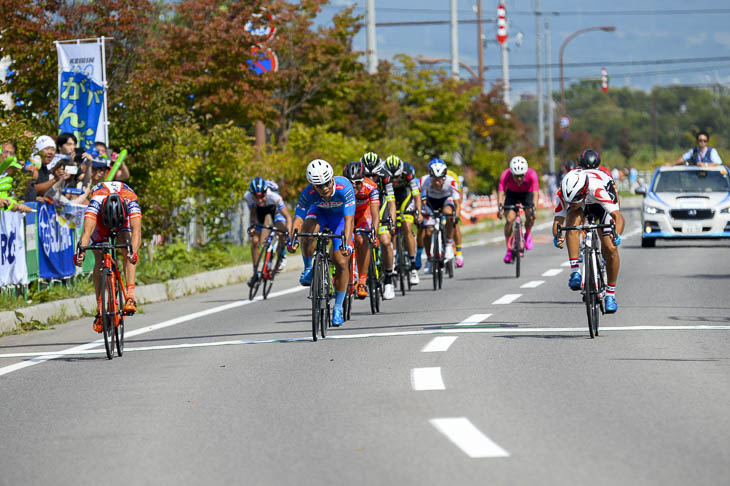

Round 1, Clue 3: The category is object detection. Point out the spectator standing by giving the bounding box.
[32,135,58,197]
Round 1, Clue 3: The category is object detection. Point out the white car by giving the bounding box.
[636,165,730,247]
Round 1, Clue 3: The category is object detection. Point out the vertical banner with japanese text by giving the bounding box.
[55,39,108,149]
[0,211,29,286]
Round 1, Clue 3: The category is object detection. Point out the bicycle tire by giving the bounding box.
[585,250,596,338]
[431,227,440,291]
[115,275,125,357]
[592,252,601,336]
[515,223,522,279]
[397,232,407,296]
[368,257,377,314]
[101,270,115,359]
[321,259,330,338]
[311,254,322,342]
[248,273,261,301]
[262,247,275,299]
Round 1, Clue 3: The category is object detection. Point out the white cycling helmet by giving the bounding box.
[509,156,528,176]
[429,161,448,178]
[561,169,590,204]
[306,159,334,186]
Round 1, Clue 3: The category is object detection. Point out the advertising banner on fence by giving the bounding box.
[37,203,75,279]
[55,39,108,149]
[0,211,29,285]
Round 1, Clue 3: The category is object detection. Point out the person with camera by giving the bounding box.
[30,135,58,197]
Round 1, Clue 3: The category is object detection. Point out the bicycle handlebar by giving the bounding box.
[557,222,616,239]
[247,223,289,235]
[78,243,131,252]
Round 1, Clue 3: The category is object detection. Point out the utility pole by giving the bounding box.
[476,0,484,92]
[498,2,510,106]
[545,19,555,173]
[450,0,458,78]
[366,0,377,74]
[536,0,544,147]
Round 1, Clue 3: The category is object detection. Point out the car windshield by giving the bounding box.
[653,170,730,193]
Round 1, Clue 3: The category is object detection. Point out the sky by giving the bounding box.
[316,0,730,103]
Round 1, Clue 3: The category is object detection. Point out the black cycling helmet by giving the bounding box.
[579,149,601,169]
[249,176,267,195]
[101,193,129,231]
[343,161,365,182]
[360,152,381,176]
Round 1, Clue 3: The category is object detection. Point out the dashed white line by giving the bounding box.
[520,280,545,289]
[542,268,563,277]
[456,314,493,326]
[430,418,510,458]
[421,336,458,352]
[411,367,445,391]
[492,294,521,305]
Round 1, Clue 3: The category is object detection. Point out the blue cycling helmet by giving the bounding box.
[249,177,268,195]
[428,157,446,168]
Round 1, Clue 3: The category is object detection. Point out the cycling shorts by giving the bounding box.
[253,205,286,227]
[504,190,534,209]
[91,217,133,245]
[422,196,455,227]
[583,204,614,235]
[305,207,351,250]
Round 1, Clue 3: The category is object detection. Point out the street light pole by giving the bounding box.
[559,26,615,114]
[546,19,555,173]
[366,0,377,74]
[450,0,458,78]
[536,0,544,146]
[476,0,484,92]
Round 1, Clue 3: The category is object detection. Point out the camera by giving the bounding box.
[65,165,79,175]
[73,147,85,164]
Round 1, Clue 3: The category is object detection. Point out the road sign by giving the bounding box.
[244,12,276,42]
[601,67,608,93]
[248,46,278,75]
[559,115,571,130]
[496,3,507,44]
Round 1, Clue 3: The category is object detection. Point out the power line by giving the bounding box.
[321,5,730,17]
[488,56,730,71]
[507,64,730,83]
[374,19,494,27]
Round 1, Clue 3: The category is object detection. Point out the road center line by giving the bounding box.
[492,294,521,305]
[542,268,563,277]
[411,367,445,390]
[421,336,458,352]
[430,418,510,458]
[520,280,545,289]
[456,314,492,326]
[0,285,307,377]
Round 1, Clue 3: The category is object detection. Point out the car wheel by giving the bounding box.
[641,237,656,248]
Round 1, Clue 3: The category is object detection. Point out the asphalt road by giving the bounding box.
[1,208,728,486]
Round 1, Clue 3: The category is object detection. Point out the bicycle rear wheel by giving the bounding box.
[115,276,125,357]
[101,270,115,359]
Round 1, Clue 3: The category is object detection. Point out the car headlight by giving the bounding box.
[721,207,730,214]
[644,206,665,215]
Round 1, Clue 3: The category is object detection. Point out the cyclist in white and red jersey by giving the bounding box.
[552,169,625,313]
[343,161,380,299]
[497,156,539,263]
[74,181,142,331]
[420,161,460,274]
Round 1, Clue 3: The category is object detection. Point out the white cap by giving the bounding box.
[34,135,55,153]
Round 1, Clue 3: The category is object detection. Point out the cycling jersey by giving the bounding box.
[421,174,461,201]
[384,163,420,207]
[354,177,380,229]
[295,176,356,219]
[84,181,142,242]
[555,169,619,220]
[244,189,287,225]
[498,168,540,193]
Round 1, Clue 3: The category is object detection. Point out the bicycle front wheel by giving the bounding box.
[115,276,125,357]
[431,228,440,291]
[311,255,322,342]
[585,251,597,338]
[101,270,115,359]
[514,223,522,279]
[320,259,331,338]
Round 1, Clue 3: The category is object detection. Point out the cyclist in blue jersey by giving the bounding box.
[288,159,355,327]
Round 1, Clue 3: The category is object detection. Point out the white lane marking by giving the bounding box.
[520,280,545,289]
[492,294,521,305]
[411,367,445,391]
[0,285,307,377]
[542,268,563,277]
[561,261,571,267]
[456,314,492,326]
[421,336,458,352]
[430,418,510,458]
[2,325,729,358]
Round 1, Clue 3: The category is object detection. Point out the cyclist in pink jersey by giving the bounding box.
[497,156,540,263]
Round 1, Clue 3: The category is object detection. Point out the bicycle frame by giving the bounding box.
[503,204,528,278]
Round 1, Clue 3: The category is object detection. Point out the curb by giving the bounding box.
[0,256,303,335]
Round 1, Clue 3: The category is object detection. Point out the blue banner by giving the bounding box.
[58,71,104,151]
[37,203,75,279]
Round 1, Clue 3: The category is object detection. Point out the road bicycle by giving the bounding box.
[292,229,343,341]
[394,210,414,296]
[557,216,615,338]
[247,224,288,300]
[78,237,133,359]
[502,204,533,279]
[428,208,449,291]
[345,228,381,320]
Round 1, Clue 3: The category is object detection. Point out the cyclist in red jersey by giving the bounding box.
[343,161,380,299]
[74,181,142,332]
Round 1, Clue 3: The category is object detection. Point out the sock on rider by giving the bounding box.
[570,259,580,271]
[303,255,313,270]
[456,246,462,256]
[416,247,423,260]
[126,283,135,299]
[385,269,393,284]
[409,256,416,270]
[606,283,616,296]
[334,290,346,310]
